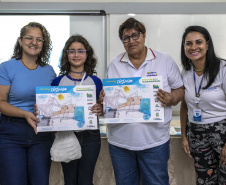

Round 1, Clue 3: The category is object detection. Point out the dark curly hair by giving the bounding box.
[11,22,52,66]
[59,34,97,76]
[118,18,146,40]
[181,25,221,89]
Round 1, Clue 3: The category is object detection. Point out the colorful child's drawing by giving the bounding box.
[36,86,97,132]
[103,77,164,123]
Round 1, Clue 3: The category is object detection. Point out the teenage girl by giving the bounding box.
[51,34,102,185]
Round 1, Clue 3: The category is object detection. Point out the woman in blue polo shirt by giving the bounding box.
[0,22,56,185]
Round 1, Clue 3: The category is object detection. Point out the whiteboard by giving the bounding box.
[0,11,106,79]
[70,15,106,79]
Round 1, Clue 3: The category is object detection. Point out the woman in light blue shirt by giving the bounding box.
[0,22,56,185]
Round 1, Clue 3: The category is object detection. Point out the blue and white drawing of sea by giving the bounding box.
[104,83,151,122]
[103,76,164,123]
[36,87,85,129]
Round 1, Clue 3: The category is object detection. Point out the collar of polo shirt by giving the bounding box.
[120,47,156,63]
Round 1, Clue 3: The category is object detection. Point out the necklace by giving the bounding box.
[70,70,85,74]
[194,67,204,72]
[21,59,38,70]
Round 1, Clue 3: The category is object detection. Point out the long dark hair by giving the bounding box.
[181,25,220,89]
[59,34,97,76]
[11,22,52,66]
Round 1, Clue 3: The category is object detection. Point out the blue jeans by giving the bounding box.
[109,140,170,185]
[61,129,101,185]
[0,114,54,185]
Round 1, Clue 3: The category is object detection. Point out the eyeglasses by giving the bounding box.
[121,32,142,43]
[67,49,87,56]
[23,35,44,43]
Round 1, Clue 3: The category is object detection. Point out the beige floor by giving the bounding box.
[49,138,196,185]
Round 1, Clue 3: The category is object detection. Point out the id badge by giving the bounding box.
[193,109,202,122]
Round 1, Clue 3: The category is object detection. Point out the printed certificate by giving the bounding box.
[103,77,164,124]
[36,85,98,132]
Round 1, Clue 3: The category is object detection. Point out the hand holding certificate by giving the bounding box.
[36,85,98,132]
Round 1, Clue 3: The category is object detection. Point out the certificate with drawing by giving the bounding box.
[36,85,98,132]
[103,77,164,124]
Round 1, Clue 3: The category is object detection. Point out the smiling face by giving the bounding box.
[68,41,87,72]
[184,31,208,64]
[122,28,146,57]
[18,27,44,58]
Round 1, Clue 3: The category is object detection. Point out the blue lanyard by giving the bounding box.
[193,67,203,98]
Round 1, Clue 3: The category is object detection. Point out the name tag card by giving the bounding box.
[193,109,202,122]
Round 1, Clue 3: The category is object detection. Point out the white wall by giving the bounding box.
[109,14,226,113]
[0,15,70,75]
[109,14,226,68]
[70,16,106,79]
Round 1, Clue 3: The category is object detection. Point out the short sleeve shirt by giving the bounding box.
[0,58,56,112]
[181,60,226,124]
[107,47,183,150]
[51,74,103,100]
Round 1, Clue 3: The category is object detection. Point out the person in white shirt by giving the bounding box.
[180,25,226,185]
[103,18,184,185]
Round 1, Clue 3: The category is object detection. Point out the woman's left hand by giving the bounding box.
[220,144,226,166]
[90,103,103,116]
[156,89,173,107]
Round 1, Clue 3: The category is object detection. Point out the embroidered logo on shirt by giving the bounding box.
[202,86,218,92]
[147,72,157,76]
